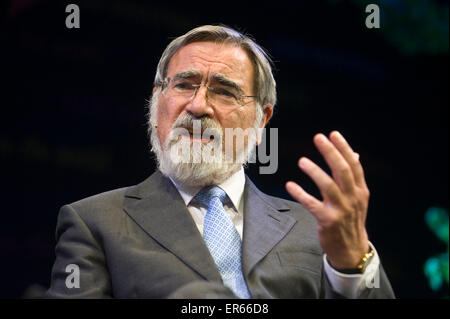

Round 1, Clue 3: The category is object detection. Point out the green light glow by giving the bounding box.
[424,207,449,297]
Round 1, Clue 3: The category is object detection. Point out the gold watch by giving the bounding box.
[331,248,375,274]
[355,248,375,273]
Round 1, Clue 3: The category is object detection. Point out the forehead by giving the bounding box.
[166,41,254,90]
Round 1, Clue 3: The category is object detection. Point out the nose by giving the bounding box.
[184,85,214,118]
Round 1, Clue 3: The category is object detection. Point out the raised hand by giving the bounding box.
[286,131,370,269]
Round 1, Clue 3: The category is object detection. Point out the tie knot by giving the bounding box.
[194,186,227,207]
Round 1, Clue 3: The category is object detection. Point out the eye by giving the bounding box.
[174,81,195,90]
[213,87,237,99]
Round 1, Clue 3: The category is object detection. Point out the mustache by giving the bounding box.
[171,114,222,136]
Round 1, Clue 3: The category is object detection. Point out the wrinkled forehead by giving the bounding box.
[166,42,255,93]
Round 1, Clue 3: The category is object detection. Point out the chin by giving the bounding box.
[160,159,241,188]
[150,124,253,187]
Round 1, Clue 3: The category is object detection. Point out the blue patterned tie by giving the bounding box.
[194,186,251,299]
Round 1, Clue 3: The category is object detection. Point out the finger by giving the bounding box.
[298,157,342,204]
[285,181,326,221]
[329,131,368,189]
[313,134,355,195]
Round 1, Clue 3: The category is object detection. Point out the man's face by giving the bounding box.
[155,41,259,148]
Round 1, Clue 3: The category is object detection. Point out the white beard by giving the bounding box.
[148,92,263,187]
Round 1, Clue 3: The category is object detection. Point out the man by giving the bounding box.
[46,25,394,298]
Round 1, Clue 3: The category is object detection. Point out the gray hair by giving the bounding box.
[153,24,277,108]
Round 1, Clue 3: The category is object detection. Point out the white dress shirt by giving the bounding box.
[170,167,380,298]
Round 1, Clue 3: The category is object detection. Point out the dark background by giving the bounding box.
[1,0,448,298]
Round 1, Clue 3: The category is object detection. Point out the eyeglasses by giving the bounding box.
[158,77,257,109]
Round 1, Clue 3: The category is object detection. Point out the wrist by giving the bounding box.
[328,245,374,274]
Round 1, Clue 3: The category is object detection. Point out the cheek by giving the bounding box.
[219,107,257,151]
[156,97,183,145]
[225,107,256,129]
[218,109,257,144]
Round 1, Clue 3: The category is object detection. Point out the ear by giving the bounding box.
[260,104,273,129]
[256,104,273,145]
[152,87,158,94]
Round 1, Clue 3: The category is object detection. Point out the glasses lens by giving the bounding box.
[171,79,196,96]
[163,78,249,109]
[208,85,241,108]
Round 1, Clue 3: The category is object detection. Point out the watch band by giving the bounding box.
[330,248,375,274]
[356,248,375,273]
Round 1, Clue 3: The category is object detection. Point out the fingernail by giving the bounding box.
[315,134,326,143]
[299,157,310,168]
[333,130,343,139]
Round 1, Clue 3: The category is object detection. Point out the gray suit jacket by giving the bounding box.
[46,170,394,298]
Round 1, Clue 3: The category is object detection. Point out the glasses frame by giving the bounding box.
[157,77,257,108]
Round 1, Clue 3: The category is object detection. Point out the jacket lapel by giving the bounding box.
[242,176,297,276]
[122,170,222,282]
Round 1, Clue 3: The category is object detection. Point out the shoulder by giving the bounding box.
[57,171,167,230]
[68,186,130,214]
[55,186,131,235]
[64,170,162,215]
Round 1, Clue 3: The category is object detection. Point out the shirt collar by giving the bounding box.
[169,167,245,214]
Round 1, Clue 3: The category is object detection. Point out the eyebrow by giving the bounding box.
[172,69,202,82]
[172,70,244,94]
[210,73,244,95]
